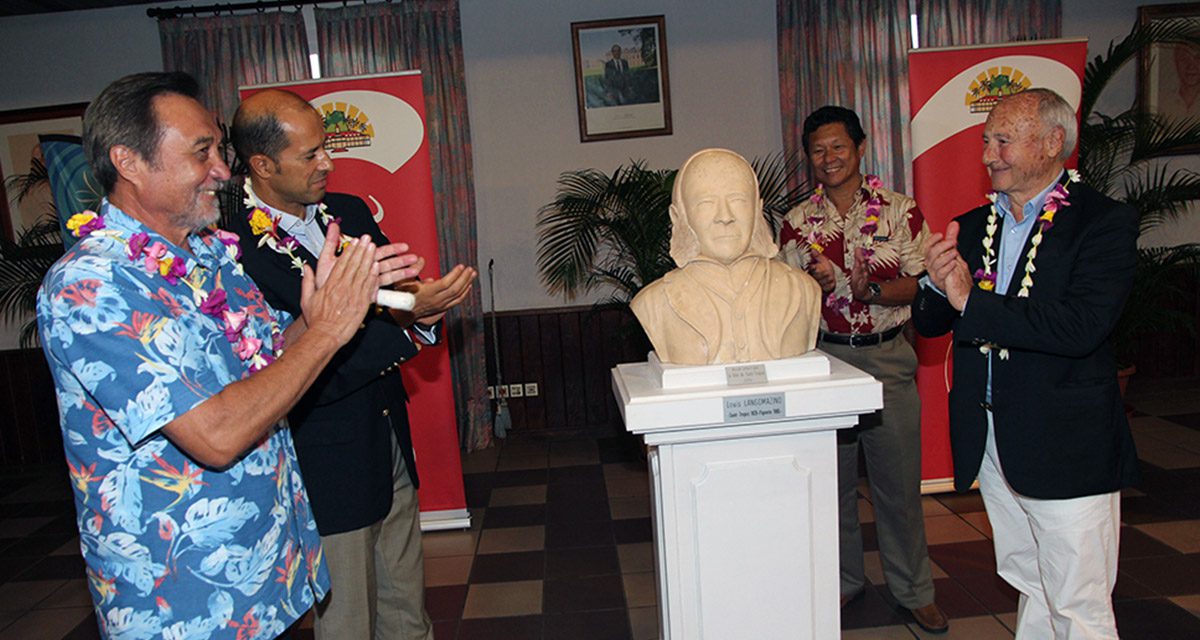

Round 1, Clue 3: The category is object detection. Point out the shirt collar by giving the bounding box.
[995,169,1065,226]
[98,198,217,270]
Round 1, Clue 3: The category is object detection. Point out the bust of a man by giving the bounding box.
[630,148,821,365]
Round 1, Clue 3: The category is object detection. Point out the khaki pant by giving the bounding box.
[822,334,936,609]
[313,434,432,640]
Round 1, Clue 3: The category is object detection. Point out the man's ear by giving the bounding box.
[1045,126,1066,160]
[248,153,276,179]
[110,145,143,188]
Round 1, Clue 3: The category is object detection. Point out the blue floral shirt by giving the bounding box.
[36,202,329,640]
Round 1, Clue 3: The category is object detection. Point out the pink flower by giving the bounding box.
[199,288,228,316]
[234,336,262,360]
[127,232,150,260]
[222,310,247,342]
[865,175,883,191]
[162,256,188,285]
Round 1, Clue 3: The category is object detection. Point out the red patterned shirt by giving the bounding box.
[779,177,929,334]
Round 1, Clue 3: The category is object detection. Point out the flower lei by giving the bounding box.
[68,210,281,373]
[973,169,1081,360]
[804,175,886,314]
[243,179,351,272]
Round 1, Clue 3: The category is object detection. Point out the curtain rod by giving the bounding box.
[147,0,389,20]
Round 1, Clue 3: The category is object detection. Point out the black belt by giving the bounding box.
[819,324,903,348]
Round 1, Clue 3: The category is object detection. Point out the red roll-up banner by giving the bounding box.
[908,39,1088,491]
[241,72,469,530]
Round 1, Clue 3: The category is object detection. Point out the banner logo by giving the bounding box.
[320,103,375,152]
[965,66,1032,113]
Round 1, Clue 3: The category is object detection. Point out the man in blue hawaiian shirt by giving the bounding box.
[36,72,420,639]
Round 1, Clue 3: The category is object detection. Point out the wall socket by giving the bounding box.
[487,383,540,399]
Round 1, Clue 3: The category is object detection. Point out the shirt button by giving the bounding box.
[382,409,390,416]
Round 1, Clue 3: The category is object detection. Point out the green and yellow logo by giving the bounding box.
[965,67,1032,113]
[320,102,375,152]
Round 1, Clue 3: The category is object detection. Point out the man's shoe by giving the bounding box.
[909,602,949,634]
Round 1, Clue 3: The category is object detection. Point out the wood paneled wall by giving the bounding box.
[0,348,64,467]
[483,304,651,436]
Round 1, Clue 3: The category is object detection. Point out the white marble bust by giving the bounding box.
[630,148,821,365]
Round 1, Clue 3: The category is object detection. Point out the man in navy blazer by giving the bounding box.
[913,88,1138,639]
[226,89,475,639]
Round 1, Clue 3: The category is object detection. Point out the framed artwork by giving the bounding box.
[1137,2,1200,155]
[0,102,88,243]
[571,15,672,143]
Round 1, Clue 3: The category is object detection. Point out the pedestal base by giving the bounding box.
[613,353,882,640]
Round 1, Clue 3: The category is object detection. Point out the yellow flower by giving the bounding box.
[66,212,97,236]
[158,256,174,277]
[978,280,995,291]
[249,208,275,236]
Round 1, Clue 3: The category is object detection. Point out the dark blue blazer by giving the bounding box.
[912,178,1140,499]
[225,192,422,535]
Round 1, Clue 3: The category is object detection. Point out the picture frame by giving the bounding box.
[571,15,672,143]
[1137,2,1200,156]
[0,102,88,243]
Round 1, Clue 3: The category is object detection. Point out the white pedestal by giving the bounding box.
[612,352,882,640]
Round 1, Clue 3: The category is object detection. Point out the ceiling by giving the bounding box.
[1,1,161,18]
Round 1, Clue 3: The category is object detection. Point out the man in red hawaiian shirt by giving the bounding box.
[779,106,947,634]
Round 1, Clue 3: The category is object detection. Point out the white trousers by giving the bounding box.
[978,426,1121,640]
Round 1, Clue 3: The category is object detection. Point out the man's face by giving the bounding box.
[138,93,230,231]
[806,122,865,192]
[612,45,623,60]
[262,107,334,209]
[680,154,759,265]
[981,97,1062,205]
[1175,44,1200,87]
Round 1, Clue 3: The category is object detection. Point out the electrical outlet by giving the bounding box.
[509,383,524,398]
[523,383,539,397]
[498,385,510,398]
[486,386,495,399]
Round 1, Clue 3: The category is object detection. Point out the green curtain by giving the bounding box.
[917,0,1062,48]
[777,0,914,194]
[315,1,489,452]
[158,10,311,123]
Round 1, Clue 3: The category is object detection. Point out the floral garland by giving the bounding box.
[243,179,351,272]
[66,210,280,372]
[973,169,1081,360]
[804,174,886,314]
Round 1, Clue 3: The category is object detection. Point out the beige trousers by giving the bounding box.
[313,435,432,640]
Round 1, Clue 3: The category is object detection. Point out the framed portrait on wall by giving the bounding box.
[0,103,88,243]
[1137,2,1200,155]
[571,15,672,143]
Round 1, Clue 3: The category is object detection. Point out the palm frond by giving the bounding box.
[536,154,806,302]
[3,157,49,206]
[1120,165,1200,234]
[0,215,65,348]
[1081,20,1200,121]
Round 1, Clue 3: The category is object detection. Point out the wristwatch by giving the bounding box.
[867,281,883,302]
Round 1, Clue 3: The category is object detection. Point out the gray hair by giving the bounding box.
[1023,87,1078,161]
[668,148,778,266]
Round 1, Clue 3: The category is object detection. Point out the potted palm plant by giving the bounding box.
[1076,20,1200,382]
[536,152,807,304]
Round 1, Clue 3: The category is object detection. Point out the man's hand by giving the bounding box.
[374,242,422,288]
[923,221,973,311]
[301,235,380,346]
[849,247,871,302]
[399,264,478,326]
[807,252,837,294]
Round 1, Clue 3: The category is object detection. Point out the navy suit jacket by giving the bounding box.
[225,191,422,535]
[912,178,1140,499]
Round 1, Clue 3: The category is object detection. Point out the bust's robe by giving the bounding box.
[630,255,821,365]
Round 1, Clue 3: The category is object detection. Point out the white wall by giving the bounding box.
[0,0,1195,349]
[461,0,782,311]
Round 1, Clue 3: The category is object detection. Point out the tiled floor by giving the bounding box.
[2,377,1200,639]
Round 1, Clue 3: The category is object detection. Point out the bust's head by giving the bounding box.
[669,148,776,266]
